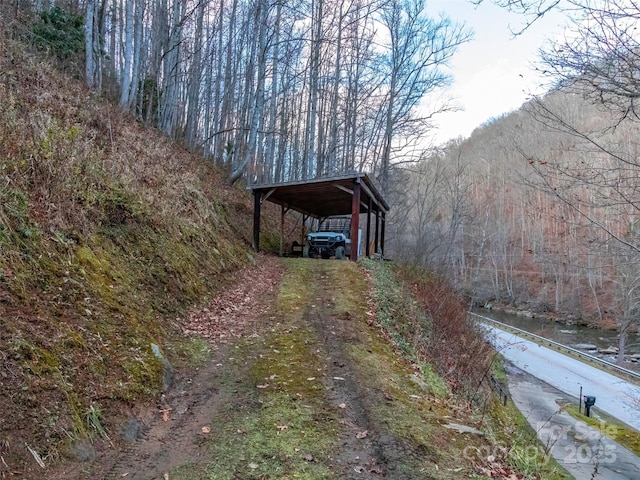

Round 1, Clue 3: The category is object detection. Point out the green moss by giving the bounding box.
[276,258,313,313]
[169,337,212,368]
[120,351,164,399]
[203,392,336,479]
[360,258,429,359]
[258,231,281,254]
[192,322,338,479]
[14,341,61,377]
[76,246,107,273]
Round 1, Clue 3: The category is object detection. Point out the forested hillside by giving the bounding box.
[390,0,640,365]
[21,0,468,192]
[0,16,289,474]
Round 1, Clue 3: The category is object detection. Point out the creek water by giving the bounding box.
[473,308,640,361]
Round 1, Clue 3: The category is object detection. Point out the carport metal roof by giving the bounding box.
[248,173,389,260]
[248,173,389,218]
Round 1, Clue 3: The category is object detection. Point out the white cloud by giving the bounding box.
[425,0,566,144]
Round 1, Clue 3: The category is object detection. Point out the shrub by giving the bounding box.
[31,7,84,60]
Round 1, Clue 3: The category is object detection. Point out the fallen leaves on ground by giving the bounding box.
[476,461,524,479]
[179,256,284,345]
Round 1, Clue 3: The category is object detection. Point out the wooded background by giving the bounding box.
[388,0,640,362]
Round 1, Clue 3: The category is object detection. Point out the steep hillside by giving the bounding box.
[0,26,282,475]
[389,86,640,330]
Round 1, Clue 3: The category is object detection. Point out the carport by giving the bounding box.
[248,173,389,261]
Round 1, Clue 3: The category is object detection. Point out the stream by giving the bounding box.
[473,309,640,368]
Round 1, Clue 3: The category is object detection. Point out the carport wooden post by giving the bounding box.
[253,190,261,252]
[350,179,361,261]
[374,209,380,254]
[301,215,308,245]
[380,211,386,256]
[279,205,285,257]
[365,198,372,257]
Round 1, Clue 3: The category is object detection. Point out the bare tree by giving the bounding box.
[470,0,563,33]
[226,0,269,185]
[84,0,99,89]
[388,142,472,282]
[118,0,134,108]
[604,245,640,364]
[376,0,470,193]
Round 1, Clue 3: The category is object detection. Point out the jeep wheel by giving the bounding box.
[335,246,345,260]
[303,245,309,258]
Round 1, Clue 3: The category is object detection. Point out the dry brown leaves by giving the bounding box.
[179,255,284,346]
[476,460,525,479]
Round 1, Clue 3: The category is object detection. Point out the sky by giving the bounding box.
[424,0,568,145]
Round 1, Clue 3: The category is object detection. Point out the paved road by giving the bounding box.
[506,364,640,479]
[485,325,640,431]
[484,325,640,479]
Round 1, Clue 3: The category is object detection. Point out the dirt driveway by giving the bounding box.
[51,258,482,479]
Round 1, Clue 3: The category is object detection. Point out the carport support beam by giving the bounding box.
[280,205,285,257]
[380,211,386,256]
[253,190,261,252]
[350,180,361,261]
[365,198,372,257]
[374,210,379,254]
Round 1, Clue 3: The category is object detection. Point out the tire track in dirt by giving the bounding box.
[99,354,236,479]
[306,263,416,479]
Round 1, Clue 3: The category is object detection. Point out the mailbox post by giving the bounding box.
[584,395,596,417]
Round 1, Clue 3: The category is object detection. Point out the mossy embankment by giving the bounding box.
[0,28,281,475]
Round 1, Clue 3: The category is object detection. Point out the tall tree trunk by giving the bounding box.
[185,0,205,151]
[219,0,237,167]
[84,0,97,89]
[158,0,184,138]
[264,0,282,184]
[226,0,268,185]
[303,0,323,180]
[327,1,344,175]
[129,0,144,116]
[119,0,134,108]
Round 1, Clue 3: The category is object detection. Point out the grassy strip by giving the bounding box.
[362,259,570,479]
[172,259,339,479]
[562,404,640,457]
